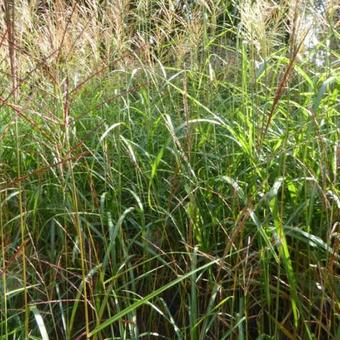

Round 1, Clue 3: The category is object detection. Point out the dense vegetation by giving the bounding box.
[0,0,339,339]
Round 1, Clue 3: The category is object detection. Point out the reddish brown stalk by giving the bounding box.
[0,150,90,191]
[55,2,78,64]
[0,96,60,141]
[0,239,30,277]
[214,202,255,284]
[259,29,309,144]
[69,52,130,97]
[0,28,8,50]
[0,47,61,109]
[0,3,90,107]
[63,9,93,62]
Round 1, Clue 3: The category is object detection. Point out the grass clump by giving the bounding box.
[0,0,339,339]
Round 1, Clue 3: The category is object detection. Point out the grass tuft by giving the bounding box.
[0,0,339,339]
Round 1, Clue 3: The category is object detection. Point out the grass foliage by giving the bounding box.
[0,0,339,339]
